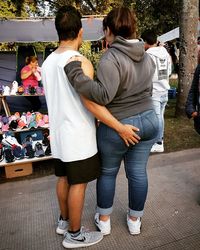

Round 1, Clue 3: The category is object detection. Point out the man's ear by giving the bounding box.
[78,28,83,39]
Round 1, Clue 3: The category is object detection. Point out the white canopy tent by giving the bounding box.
[0,18,104,42]
[158,22,200,43]
[158,27,179,43]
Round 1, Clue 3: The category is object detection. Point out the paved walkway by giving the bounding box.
[0,148,200,250]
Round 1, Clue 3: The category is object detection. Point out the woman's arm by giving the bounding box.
[21,66,33,80]
[64,57,120,105]
[77,56,140,146]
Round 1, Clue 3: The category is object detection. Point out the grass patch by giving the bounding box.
[164,98,200,152]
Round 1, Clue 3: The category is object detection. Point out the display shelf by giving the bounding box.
[0,155,52,167]
[0,125,49,135]
[0,94,50,178]
[0,155,52,178]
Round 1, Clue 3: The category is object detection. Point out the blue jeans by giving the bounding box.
[96,109,159,218]
[152,93,168,142]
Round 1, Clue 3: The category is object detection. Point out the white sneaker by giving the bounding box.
[151,142,164,153]
[94,213,111,235]
[56,216,69,235]
[3,86,10,96]
[127,216,141,235]
[10,81,18,95]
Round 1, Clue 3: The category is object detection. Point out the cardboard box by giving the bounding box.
[4,162,33,178]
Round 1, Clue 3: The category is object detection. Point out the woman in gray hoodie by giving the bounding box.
[65,7,158,236]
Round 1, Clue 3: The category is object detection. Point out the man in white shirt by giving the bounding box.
[141,30,172,153]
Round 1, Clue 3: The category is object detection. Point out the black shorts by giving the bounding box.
[54,153,101,185]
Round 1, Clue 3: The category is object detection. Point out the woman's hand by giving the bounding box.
[66,56,83,64]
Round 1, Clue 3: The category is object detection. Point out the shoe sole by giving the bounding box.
[56,227,67,235]
[151,150,164,153]
[129,230,141,235]
[62,236,103,248]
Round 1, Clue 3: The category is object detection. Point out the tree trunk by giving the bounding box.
[175,0,199,117]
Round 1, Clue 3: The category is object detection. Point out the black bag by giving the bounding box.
[193,116,200,135]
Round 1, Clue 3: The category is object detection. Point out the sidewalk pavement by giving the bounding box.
[0,148,200,250]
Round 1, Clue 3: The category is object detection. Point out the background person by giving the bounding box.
[141,30,172,153]
[185,64,200,135]
[21,56,41,111]
[65,7,158,236]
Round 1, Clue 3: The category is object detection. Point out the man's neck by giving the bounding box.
[58,40,79,51]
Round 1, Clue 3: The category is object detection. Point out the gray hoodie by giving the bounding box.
[65,36,156,120]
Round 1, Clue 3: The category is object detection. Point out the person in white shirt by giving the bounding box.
[141,30,172,153]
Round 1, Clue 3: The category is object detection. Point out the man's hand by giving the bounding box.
[117,124,140,147]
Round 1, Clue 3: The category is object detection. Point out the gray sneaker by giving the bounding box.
[56,217,69,235]
[62,227,103,248]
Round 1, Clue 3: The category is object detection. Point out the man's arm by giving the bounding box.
[71,56,140,146]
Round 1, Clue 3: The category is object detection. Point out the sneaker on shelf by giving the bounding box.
[45,143,51,156]
[24,144,35,158]
[9,120,18,131]
[127,215,141,235]
[4,147,15,163]
[94,213,111,235]
[42,132,49,146]
[3,86,10,96]
[10,81,18,95]
[56,216,69,235]
[62,227,103,249]
[0,144,4,162]
[34,142,45,157]
[12,145,24,160]
[2,135,22,149]
[151,142,164,153]
[2,123,9,132]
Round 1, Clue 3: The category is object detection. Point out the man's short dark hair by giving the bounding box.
[55,5,82,41]
[141,30,157,45]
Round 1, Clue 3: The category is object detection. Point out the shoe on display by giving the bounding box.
[42,131,49,146]
[2,135,22,149]
[9,120,18,131]
[10,81,18,95]
[34,142,45,157]
[4,147,15,163]
[56,216,69,235]
[0,144,4,162]
[24,144,35,158]
[151,142,164,153]
[3,86,10,96]
[62,227,103,249]
[94,213,111,235]
[127,215,141,235]
[45,143,51,156]
[12,145,24,160]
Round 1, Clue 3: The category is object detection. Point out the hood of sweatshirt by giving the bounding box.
[146,46,170,60]
[110,36,145,62]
